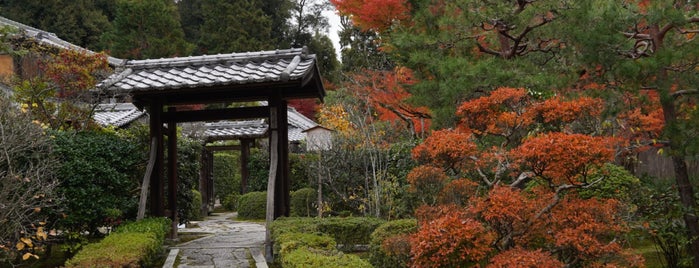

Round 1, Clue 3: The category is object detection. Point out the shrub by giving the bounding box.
[175,136,202,224]
[52,130,141,234]
[185,189,203,221]
[369,219,417,268]
[65,217,171,267]
[318,217,385,252]
[247,149,312,192]
[291,188,317,217]
[0,95,59,264]
[237,191,267,219]
[222,191,240,211]
[278,232,336,255]
[270,217,320,239]
[213,152,240,200]
[281,247,373,268]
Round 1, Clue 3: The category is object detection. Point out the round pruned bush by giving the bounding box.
[222,191,240,211]
[369,219,418,268]
[290,188,317,217]
[237,191,267,219]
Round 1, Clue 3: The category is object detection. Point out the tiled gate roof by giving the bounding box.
[99,48,321,98]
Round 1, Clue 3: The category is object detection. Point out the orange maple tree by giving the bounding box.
[330,0,411,32]
[345,68,431,137]
[407,87,644,267]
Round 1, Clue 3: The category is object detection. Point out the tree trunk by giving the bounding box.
[662,99,699,268]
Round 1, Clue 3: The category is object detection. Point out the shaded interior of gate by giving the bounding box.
[99,48,325,235]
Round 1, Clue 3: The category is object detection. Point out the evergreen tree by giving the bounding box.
[387,0,580,128]
[338,17,393,72]
[102,0,193,59]
[195,0,274,54]
[308,33,340,82]
[0,0,111,50]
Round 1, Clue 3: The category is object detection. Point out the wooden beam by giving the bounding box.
[162,106,270,123]
[205,145,242,151]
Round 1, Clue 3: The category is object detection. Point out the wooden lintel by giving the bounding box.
[205,145,242,151]
[162,106,270,123]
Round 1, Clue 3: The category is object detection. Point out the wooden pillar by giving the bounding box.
[167,107,178,239]
[240,138,252,194]
[207,150,214,211]
[271,98,290,218]
[149,99,165,217]
[199,147,210,217]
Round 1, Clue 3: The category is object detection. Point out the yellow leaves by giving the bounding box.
[318,104,354,134]
[22,253,38,260]
[16,242,25,251]
[36,227,48,241]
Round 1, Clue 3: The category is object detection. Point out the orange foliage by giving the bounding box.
[456,87,532,136]
[42,50,110,98]
[487,247,564,268]
[530,96,604,125]
[330,0,411,32]
[407,165,447,205]
[437,178,478,205]
[617,90,664,143]
[411,129,476,169]
[414,204,461,225]
[349,68,431,134]
[550,196,627,260]
[511,132,617,183]
[410,209,495,268]
[406,87,643,267]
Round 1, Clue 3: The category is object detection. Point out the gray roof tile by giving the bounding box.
[98,48,316,93]
[93,103,146,127]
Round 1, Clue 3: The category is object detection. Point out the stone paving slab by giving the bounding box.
[168,212,268,268]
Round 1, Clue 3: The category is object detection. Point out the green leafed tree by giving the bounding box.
[565,1,699,265]
[0,0,111,50]
[102,0,193,59]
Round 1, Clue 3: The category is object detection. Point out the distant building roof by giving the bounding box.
[201,106,318,142]
[93,103,146,127]
[204,120,268,141]
[0,16,124,66]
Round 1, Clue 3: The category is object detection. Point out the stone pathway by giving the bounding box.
[166,212,268,268]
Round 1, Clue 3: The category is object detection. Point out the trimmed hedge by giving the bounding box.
[278,232,336,255]
[290,188,317,217]
[271,216,385,267]
[318,217,386,251]
[65,217,171,267]
[281,247,372,268]
[369,219,417,268]
[237,191,267,219]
